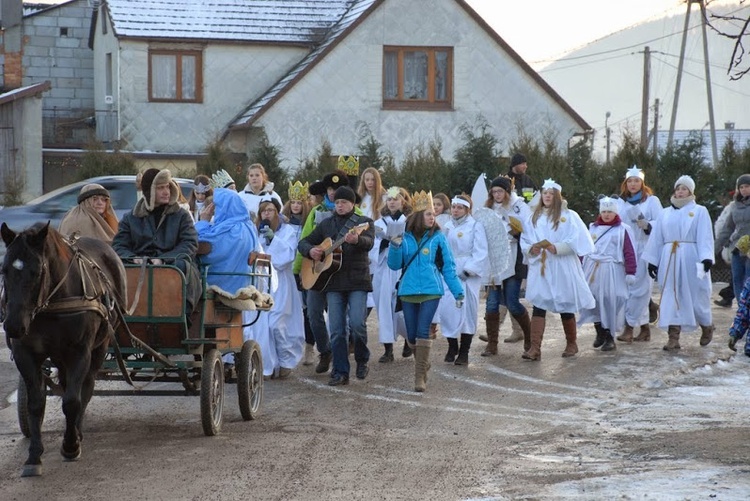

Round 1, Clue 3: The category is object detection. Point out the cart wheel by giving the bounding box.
[200,349,224,436]
[237,340,263,420]
[17,377,46,438]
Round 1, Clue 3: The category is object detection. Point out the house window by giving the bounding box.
[60,27,69,37]
[383,46,452,110]
[148,50,203,103]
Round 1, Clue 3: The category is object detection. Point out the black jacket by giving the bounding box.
[298,211,374,292]
[507,170,538,200]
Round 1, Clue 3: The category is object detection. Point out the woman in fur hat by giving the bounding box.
[59,183,119,242]
[715,173,750,301]
[614,166,664,343]
[643,175,715,351]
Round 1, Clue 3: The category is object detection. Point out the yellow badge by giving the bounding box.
[361,202,367,208]
[688,212,694,217]
[560,217,566,223]
[422,248,430,255]
[592,234,598,241]
[332,176,339,183]
[457,232,464,238]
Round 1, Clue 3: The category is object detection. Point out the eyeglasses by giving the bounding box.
[490,189,505,195]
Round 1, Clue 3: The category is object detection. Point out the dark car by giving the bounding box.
[0,175,195,258]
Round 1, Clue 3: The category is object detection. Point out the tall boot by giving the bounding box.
[616,323,634,343]
[504,314,525,343]
[561,317,578,358]
[593,322,606,348]
[480,306,507,342]
[600,329,616,351]
[699,324,714,347]
[522,316,545,361]
[414,338,432,392]
[663,325,681,351]
[481,312,501,356]
[513,310,532,353]
[444,337,458,362]
[634,324,651,342]
[454,334,473,365]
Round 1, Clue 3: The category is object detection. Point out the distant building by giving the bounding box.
[655,122,750,166]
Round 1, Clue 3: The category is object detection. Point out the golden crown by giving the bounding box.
[337,155,360,176]
[412,190,434,213]
[288,180,309,202]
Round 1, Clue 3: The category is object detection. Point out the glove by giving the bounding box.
[729,336,738,352]
[635,218,649,231]
[702,259,712,273]
[260,227,274,241]
[625,275,637,286]
[455,299,464,308]
[648,264,658,280]
[737,235,750,255]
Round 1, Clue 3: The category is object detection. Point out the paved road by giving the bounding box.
[0,290,749,500]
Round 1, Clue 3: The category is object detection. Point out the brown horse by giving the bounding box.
[1,222,126,477]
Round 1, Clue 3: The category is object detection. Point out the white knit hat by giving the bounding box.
[674,175,695,194]
[599,196,618,214]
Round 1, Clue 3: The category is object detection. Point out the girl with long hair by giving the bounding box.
[238,163,283,222]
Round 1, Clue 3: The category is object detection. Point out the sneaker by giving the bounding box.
[302,344,316,366]
[356,363,369,380]
[315,352,332,374]
[328,373,349,386]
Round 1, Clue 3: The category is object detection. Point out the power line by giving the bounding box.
[652,54,750,97]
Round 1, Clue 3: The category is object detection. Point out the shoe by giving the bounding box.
[356,363,369,380]
[223,363,236,383]
[302,344,316,366]
[402,340,413,358]
[315,352,332,374]
[328,373,349,386]
[714,297,732,308]
[277,367,292,379]
[648,300,659,324]
[378,352,394,363]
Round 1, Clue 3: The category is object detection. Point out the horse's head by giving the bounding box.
[1,222,51,338]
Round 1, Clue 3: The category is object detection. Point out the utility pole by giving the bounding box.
[652,98,660,155]
[668,1,692,145]
[640,46,651,148]
[605,111,611,165]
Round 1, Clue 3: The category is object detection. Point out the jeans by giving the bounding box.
[306,289,330,355]
[731,252,750,301]
[484,277,525,317]
[326,290,369,377]
[401,299,440,344]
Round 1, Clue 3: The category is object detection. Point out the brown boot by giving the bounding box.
[522,316,545,361]
[634,324,651,342]
[561,316,579,358]
[513,310,532,353]
[480,306,507,342]
[616,324,634,343]
[663,325,681,351]
[481,312,501,356]
[699,325,714,346]
[414,339,432,392]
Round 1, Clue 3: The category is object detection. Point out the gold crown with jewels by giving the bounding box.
[337,155,360,176]
[411,190,434,213]
[288,180,310,202]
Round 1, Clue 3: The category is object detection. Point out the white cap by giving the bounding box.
[674,175,695,194]
[541,179,562,193]
[625,166,645,180]
[599,196,618,214]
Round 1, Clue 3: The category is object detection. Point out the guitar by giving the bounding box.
[300,222,370,290]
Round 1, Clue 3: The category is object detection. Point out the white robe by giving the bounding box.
[642,200,714,331]
[521,207,596,313]
[243,224,304,376]
[616,195,663,326]
[372,215,408,343]
[578,222,633,331]
[490,194,532,283]
[437,215,488,338]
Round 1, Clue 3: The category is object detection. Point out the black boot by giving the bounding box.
[444,338,459,362]
[593,322,605,348]
[378,343,394,363]
[600,329,616,351]
[402,339,413,358]
[454,334,473,365]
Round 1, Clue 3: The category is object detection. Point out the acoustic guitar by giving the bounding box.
[300,222,370,290]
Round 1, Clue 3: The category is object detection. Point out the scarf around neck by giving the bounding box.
[670,194,695,209]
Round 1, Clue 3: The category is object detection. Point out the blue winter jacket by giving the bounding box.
[387,230,464,300]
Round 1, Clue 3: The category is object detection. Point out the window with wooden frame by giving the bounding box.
[148,50,203,103]
[383,46,453,110]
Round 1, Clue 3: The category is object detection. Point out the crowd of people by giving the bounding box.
[54,155,750,393]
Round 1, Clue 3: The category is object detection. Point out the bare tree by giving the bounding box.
[705,0,749,80]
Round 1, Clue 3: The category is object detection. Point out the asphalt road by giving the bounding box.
[0,289,749,500]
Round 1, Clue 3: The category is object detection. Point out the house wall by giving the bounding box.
[0,94,43,199]
[247,0,585,169]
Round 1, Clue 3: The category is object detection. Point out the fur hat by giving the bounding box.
[674,175,695,194]
[309,180,326,197]
[142,169,176,211]
[333,186,356,203]
[599,196,618,214]
[490,176,512,193]
[77,183,110,204]
[321,170,350,190]
[510,153,527,169]
[140,168,160,203]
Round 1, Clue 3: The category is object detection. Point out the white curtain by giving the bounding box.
[435,51,448,101]
[151,54,176,99]
[403,51,427,100]
[384,52,398,99]
[181,55,196,100]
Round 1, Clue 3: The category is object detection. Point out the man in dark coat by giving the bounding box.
[507,153,538,202]
[298,186,375,386]
[113,168,201,312]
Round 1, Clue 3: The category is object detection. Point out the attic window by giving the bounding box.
[148,50,203,103]
[383,46,453,110]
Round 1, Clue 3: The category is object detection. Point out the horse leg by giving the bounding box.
[60,352,91,462]
[13,346,46,477]
[76,336,108,436]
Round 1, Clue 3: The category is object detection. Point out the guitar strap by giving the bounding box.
[336,213,366,241]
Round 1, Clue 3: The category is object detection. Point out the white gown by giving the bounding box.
[578,222,634,331]
[437,215,488,338]
[642,200,714,331]
[360,192,379,309]
[372,215,408,344]
[521,207,596,313]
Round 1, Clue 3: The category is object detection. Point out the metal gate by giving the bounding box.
[0,126,15,188]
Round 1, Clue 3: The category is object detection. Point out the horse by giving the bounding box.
[0,222,126,477]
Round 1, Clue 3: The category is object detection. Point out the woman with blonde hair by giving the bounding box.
[59,183,119,242]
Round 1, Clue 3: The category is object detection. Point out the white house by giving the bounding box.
[92,0,591,172]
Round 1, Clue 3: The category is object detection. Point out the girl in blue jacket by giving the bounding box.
[388,191,464,392]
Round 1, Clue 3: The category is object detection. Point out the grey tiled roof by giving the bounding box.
[105,0,360,43]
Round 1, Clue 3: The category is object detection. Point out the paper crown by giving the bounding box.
[337,155,360,176]
[541,179,562,193]
[599,196,618,214]
[386,186,401,199]
[288,180,310,202]
[211,169,235,189]
[412,190,434,213]
[625,166,645,180]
